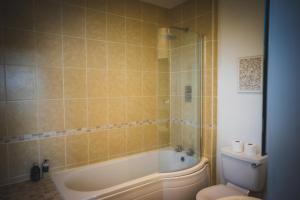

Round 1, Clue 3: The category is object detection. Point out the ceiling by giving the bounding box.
[140,0,187,9]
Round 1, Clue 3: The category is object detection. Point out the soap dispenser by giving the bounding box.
[41,159,50,178]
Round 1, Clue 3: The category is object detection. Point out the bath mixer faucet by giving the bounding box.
[174,145,183,152]
[186,148,195,156]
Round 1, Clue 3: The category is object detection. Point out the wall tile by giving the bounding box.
[142,22,157,47]
[0,102,6,140]
[35,0,62,34]
[3,0,35,30]
[143,72,157,96]
[108,128,125,158]
[170,48,182,71]
[126,127,143,153]
[182,124,195,149]
[171,72,181,96]
[4,30,36,66]
[8,141,38,177]
[197,13,212,41]
[63,4,85,37]
[6,66,36,101]
[126,71,142,96]
[181,71,193,96]
[87,69,107,97]
[125,0,141,19]
[87,0,106,11]
[157,96,170,119]
[6,101,37,137]
[108,98,125,124]
[38,100,64,132]
[143,125,158,150]
[142,47,157,71]
[63,37,85,68]
[66,134,88,167]
[158,123,170,146]
[126,45,142,71]
[107,14,125,42]
[36,33,62,67]
[89,131,108,162]
[108,70,126,97]
[64,68,86,98]
[86,40,106,69]
[143,97,156,120]
[65,99,87,129]
[107,43,125,70]
[158,73,170,96]
[88,98,108,127]
[40,137,66,169]
[171,96,181,119]
[170,123,182,146]
[126,97,143,121]
[158,59,169,73]
[86,9,106,40]
[37,67,63,99]
[126,18,142,45]
[0,65,5,101]
[181,45,196,70]
[107,0,125,16]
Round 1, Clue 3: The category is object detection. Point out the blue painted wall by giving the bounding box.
[266,0,300,199]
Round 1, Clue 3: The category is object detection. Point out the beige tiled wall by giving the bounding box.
[0,0,217,186]
[168,0,218,184]
[0,0,170,185]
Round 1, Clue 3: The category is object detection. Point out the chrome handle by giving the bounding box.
[251,163,262,168]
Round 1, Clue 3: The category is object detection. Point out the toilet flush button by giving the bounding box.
[217,196,262,200]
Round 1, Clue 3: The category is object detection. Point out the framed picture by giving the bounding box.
[238,55,263,93]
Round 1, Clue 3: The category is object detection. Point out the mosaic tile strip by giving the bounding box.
[171,118,200,128]
[0,119,169,144]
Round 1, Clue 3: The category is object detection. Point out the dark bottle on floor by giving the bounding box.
[30,163,41,182]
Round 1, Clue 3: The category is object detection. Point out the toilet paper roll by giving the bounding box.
[245,143,257,156]
[232,140,244,153]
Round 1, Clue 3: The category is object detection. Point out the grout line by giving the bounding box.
[60,0,67,168]
[84,3,90,164]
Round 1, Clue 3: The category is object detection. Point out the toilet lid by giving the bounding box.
[217,196,262,200]
[196,184,246,200]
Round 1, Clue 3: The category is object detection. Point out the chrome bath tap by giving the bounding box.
[174,145,183,152]
[186,148,195,156]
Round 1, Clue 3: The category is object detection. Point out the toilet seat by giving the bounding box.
[196,184,247,200]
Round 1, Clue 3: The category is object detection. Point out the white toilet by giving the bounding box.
[196,146,267,200]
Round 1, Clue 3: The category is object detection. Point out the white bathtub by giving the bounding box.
[52,148,209,200]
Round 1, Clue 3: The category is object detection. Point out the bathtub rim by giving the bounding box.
[52,148,209,200]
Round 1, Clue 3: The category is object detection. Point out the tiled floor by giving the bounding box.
[0,179,62,200]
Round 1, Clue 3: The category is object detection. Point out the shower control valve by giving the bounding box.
[186,148,195,156]
[174,145,183,152]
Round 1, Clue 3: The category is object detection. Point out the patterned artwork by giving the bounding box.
[238,56,263,92]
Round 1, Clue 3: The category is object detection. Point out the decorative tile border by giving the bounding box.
[0,119,169,144]
[171,118,200,128]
